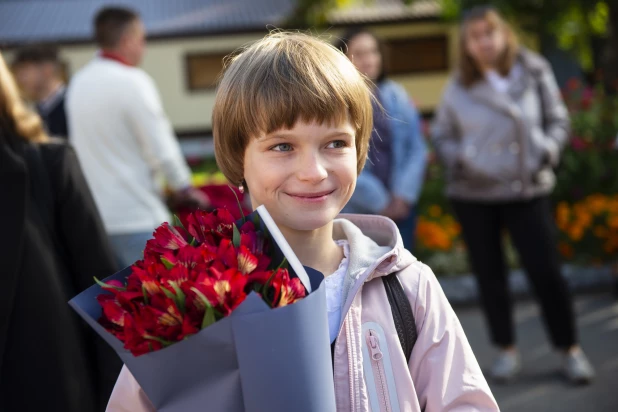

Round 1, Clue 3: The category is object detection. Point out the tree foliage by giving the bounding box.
[441,0,611,71]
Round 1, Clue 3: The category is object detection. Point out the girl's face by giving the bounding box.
[465,18,507,69]
[346,33,382,82]
[243,119,357,234]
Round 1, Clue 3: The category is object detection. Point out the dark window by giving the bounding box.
[185,52,228,91]
[383,35,448,75]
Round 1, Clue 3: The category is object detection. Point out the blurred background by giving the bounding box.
[1,1,617,411]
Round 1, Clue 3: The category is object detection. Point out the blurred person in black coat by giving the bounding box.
[12,45,69,139]
[0,51,121,411]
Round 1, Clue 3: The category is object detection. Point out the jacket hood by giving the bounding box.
[333,214,418,308]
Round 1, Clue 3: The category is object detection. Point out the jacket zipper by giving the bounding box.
[366,329,392,412]
[334,255,403,411]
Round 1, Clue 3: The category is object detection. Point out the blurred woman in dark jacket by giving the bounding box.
[431,6,594,384]
[0,50,121,411]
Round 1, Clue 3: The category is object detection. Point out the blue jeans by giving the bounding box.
[109,232,153,269]
[394,207,417,253]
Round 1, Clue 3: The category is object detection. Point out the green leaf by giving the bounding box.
[93,277,126,291]
[169,281,186,314]
[161,257,175,269]
[143,335,173,347]
[202,305,216,329]
[276,257,288,271]
[172,214,196,244]
[190,287,218,329]
[252,212,261,229]
[191,287,213,308]
[232,223,241,247]
[172,214,186,230]
[160,286,177,301]
[142,285,150,305]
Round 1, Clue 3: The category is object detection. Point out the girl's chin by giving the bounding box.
[279,211,340,232]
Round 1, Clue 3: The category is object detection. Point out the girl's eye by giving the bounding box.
[327,140,347,149]
[271,143,293,152]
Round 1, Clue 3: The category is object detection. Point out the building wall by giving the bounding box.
[362,22,458,111]
[3,21,458,135]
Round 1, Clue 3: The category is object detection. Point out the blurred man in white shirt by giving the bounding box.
[67,6,209,267]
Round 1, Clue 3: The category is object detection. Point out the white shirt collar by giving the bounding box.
[485,63,523,94]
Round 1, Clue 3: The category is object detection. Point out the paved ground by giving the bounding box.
[455,292,618,412]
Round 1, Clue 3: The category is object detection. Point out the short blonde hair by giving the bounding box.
[213,32,373,187]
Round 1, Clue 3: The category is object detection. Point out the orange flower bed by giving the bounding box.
[416,194,618,267]
[416,205,461,252]
[555,194,618,262]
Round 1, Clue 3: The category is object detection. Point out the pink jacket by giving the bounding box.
[107,214,499,411]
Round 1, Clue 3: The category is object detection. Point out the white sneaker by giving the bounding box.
[563,349,595,385]
[490,350,521,382]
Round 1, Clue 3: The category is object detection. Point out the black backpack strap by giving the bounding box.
[382,272,417,363]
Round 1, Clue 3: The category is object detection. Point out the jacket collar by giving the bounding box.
[333,214,417,311]
[457,47,542,117]
[467,79,515,116]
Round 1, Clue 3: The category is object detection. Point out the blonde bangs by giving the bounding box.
[213,32,373,186]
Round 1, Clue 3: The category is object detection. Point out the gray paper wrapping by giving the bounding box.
[69,266,336,412]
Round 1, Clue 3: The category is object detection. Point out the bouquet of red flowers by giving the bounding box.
[70,206,335,412]
[96,208,306,356]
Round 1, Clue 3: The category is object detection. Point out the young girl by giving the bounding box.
[107,32,498,411]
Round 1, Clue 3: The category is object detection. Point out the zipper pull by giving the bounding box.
[368,330,384,361]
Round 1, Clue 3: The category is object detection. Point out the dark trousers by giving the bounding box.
[451,196,577,349]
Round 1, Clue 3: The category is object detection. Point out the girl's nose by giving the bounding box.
[296,151,328,183]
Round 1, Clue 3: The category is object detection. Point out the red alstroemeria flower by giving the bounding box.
[136,272,162,296]
[173,245,209,269]
[135,295,186,343]
[270,270,306,308]
[180,315,199,340]
[186,208,235,245]
[237,245,258,275]
[146,222,190,256]
[194,267,248,316]
[123,312,164,356]
[246,270,273,285]
[97,294,129,327]
[96,208,310,356]
[216,239,238,270]
[102,279,125,290]
[184,289,208,324]
[165,264,191,287]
